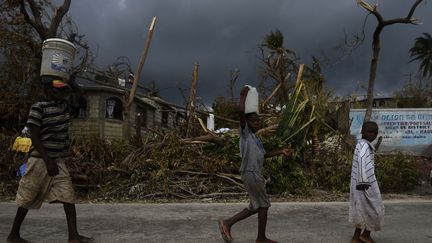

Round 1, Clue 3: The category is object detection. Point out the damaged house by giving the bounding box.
[69,68,182,140]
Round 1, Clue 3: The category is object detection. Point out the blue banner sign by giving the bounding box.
[350,108,432,156]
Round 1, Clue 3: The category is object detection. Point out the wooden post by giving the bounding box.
[262,82,282,108]
[187,63,199,137]
[293,64,308,99]
[295,64,305,86]
[124,16,157,140]
[135,113,143,145]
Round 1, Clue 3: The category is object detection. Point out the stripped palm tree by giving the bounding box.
[409,33,432,79]
[261,30,298,104]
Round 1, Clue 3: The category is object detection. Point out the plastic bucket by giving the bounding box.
[40,38,76,80]
[245,85,259,114]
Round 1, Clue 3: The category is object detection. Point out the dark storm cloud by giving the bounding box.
[69,0,432,105]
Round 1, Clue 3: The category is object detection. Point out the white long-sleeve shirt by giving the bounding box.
[349,139,384,231]
[353,140,376,186]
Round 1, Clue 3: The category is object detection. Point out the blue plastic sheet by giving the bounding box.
[16,163,27,177]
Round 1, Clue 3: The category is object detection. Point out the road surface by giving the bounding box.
[1,200,431,243]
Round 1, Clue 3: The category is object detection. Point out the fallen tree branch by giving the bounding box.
[256,124,278,135]
[180,134,228,145]
[173,170,245,189]
[198,192,247,198]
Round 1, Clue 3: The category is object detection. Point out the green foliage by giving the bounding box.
[393,78,430,108]
[409,33,432,79]
[264,156,313,194]
[203,135,241,173]
[264,30,284,52]
[375,153,420,192]
[259,29,298,104]
[261,135,313,194]
[314,137,352,192]
[0,131,423,200]
[313,139,421,193]
[276,81,316,151]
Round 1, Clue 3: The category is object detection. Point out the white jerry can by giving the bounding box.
[244,85,259,114]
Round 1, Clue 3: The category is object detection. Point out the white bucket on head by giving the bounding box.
[245,85,259,114]
[40,38,76,80]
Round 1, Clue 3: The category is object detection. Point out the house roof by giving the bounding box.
[74,75,176,111]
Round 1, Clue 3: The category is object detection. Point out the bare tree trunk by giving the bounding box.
[357,0,424,122]
[364,26,383,122]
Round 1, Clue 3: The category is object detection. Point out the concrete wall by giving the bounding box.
[104,119,123,140]
[69,119,99,137]
[70,95,101,138]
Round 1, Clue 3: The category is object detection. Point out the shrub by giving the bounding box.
[264,156,313,194]
[313,148,352,192]
[375,153,420,192]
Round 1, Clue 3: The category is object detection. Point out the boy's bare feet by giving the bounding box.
[256,239,278,243]
[6,236,30,243]
[218,219,232,243]
[68,235,95,243]
[360,235,375,243]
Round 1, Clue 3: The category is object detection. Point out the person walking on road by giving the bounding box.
[349,121,384,243]
[218,85,283,243]
[6,76,94,243]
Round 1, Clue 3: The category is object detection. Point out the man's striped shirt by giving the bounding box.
[26,101,70,159]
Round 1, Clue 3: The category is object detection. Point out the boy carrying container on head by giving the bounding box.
[349,121,384,243]
[218,85,289,243]
[6,75,94,243]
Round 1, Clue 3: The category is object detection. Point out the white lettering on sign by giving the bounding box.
[350,108,432,156]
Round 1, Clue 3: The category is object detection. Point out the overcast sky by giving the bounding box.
[68,0,432,105]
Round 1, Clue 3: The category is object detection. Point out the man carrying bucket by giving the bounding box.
[6,38,94,243]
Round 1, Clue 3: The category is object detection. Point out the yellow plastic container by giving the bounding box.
[11,136,32,153]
